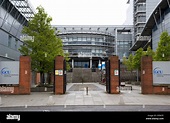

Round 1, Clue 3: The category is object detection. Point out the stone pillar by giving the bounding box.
[54,56,64,94]
[19,56,31,94]
[109,55,120,94]
[90,58,92,68]
[99,59,101,64]
[141,56,153,94]
[72,59,74,68]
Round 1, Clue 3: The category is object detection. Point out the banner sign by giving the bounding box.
[102,62,105,70]
[153,61,170,85]
[55,70,63,75]
[0,61,19,84]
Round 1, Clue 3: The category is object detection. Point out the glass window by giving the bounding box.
[8,35,12,47]
[87,37,91,41]
[82,37,86,41]
[69,37,72,41]
[78,37,81,41]
[73,37,77,41]
[15,39,18,50]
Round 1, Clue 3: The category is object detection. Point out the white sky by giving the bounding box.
[29,0,130,25]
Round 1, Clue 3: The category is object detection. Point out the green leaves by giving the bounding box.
[123,31,170,72]
[154,31,170,61]
[123,47,155,71]
[19,6,65,73]
[123,54,134,72]
[133,48,145,70]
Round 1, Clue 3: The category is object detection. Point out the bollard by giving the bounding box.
[47,96,54,105]
[118,95,125,105]
[142,104,145,108]
[86,87,88,95]
[45,87,47,92]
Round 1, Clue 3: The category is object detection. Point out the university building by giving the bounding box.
[1,0,169,69]
[54,25,134,69]
[0,0,34,61]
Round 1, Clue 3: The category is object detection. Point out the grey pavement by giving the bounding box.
[0,82,170,108]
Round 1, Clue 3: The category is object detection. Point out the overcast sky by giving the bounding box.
[29,0,130,25]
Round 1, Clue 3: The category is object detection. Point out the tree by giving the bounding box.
[154,31,170,61]
[19,6,67,84]
[145,46,155,57]
[122,54,134,72]
[133,47,145,70]
[133,48,145,82]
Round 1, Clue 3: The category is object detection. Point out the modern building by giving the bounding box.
[140,0,169,52]
[129,0,147,51]
[130,0,162,51]
[54,25,134,68]
[0,0,34,61]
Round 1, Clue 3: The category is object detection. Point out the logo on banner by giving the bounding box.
[1,67,11,76]
[153,67,163,77]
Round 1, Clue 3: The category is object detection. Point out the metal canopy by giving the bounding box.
[9,0,35,21]
[130,40,150,51]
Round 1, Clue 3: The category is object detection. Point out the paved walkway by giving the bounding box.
[0,83,170,107]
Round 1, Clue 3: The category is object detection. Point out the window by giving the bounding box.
[8,35,12,47]
[15,39,18,50]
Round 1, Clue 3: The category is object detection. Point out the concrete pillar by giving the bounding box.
[90,58,92,68]
[72,59,74,68]
[99,59,101,64]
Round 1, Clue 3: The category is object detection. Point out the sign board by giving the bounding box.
[0,61,19,84]
[102,62,105,70]
[153,61,170,85]
[55,70,63,76]
[98,64,101,70]
[114,69,119,76]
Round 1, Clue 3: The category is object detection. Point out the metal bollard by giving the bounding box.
[86,87,88,95]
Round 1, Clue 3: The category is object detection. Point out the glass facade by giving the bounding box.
[134,0,146,39]
[152,7,170,51]
[0,0,34,61]
[55,25,133,68]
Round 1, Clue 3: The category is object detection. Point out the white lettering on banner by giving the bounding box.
[0,86,14,93]
[137,36,151,41]
[6,114,20,121]
[78,52,92,57]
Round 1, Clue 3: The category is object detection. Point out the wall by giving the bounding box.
[141,56,170,94]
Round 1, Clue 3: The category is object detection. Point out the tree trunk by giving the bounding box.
[40,71,44,84]
[47,73,51,84]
